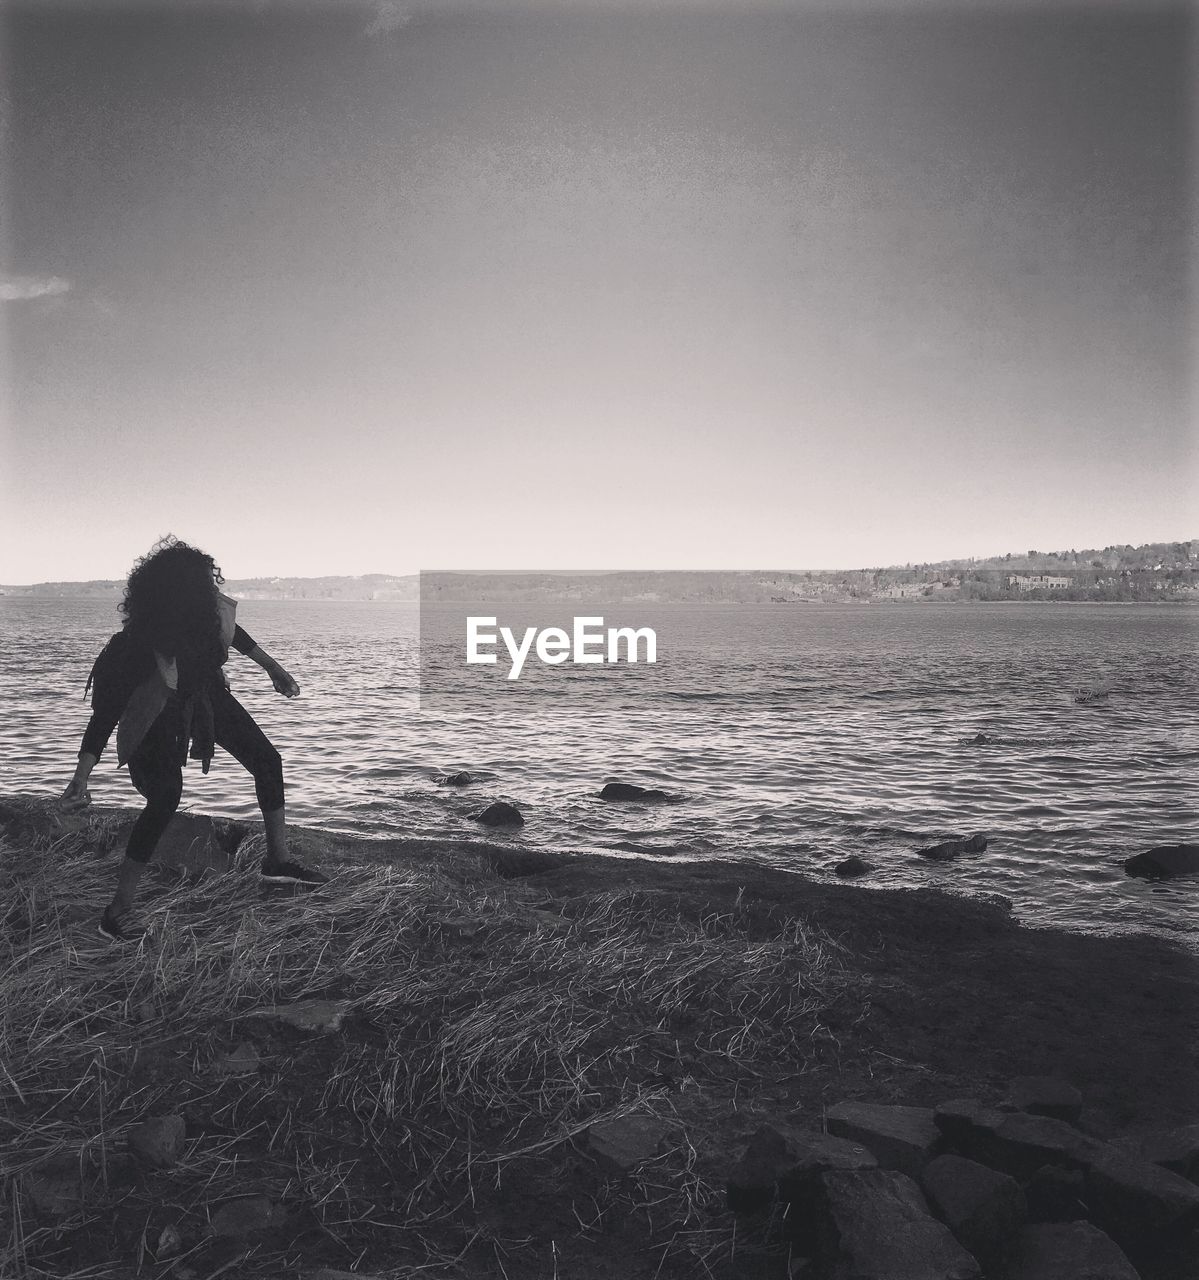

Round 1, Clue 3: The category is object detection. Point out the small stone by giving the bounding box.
[248,998,352,1034]
[1004,1222,1140,1279]
[475,801,524,827]
[129,1114,186,1168]
[441,771,473,786]
[587,1113,672,1171]
[155,1223,183,1259]
[215,1042,261,1077]
[834,856,874,878]
[1007,1075,1083,1125]
[208,1194,286,1238]
[434,913,484,939]
[512,907,571,934]
[826,1101,940,1177]
[921,1153,1026,1262]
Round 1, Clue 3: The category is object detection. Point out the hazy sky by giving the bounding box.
[1,0,1193,580]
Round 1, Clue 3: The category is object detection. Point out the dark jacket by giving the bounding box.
[80,624,257,763]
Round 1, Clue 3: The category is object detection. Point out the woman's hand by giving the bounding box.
[59,777,92,810]
[270,665,300,698]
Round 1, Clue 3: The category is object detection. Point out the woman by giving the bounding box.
[60,537,326,942]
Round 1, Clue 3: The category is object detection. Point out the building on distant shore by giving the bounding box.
[1008,573,1071,591]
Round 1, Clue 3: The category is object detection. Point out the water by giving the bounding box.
[2,596,1196,944]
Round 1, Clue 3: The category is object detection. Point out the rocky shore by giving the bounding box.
[1,796,1196,1279]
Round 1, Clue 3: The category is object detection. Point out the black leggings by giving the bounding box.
[125,688,285,865]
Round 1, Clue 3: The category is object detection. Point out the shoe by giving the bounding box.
[260,857,328,887]
[98,906,144,944]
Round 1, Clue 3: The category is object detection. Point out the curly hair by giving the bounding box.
[120,536,225,659]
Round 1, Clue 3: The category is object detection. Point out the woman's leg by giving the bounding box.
[210,689,288,860]
[110,718,184,918]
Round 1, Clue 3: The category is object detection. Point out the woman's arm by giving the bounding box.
[234,627,300,697]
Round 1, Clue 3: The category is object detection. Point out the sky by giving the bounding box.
[0,0,1194,581]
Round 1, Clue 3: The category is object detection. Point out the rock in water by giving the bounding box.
[441,771,473,786]
[916,833,987,861]
[475,801,524,827]
[1123,843,1199,880]
[835,856,874,878]
[599,782,669,802]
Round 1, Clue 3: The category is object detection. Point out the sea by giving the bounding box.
[2,596,1196,945]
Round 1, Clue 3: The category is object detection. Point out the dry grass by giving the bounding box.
[0,809,852,1279]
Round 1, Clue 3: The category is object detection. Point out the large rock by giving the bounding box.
[440,771,473,786]
[1007,1076,1083,1126]
[1123,843,1199,880]
[834,856,874,879]
[915,833,987,861]
[129,1114,186,1168]
[826,1102,940,1177]
[586,1113,672,1172]
[1084,1143,1199,1245]
[1003,1222,1140,1279]
[1025,1164,1087,1223]
[938,1105,1104,1180]
[728,1126,877,1215]
[599,782,669,802]
[810,1169,981,1279]
[1125,1123,1199,1182]
[921,1153,1026,1263]
[475,801,524,828]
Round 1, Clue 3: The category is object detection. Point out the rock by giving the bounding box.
[154,1223,183,1259]
[587,1113,672,1172]
[155,813,248,875]
[441,771,474,786]
[934,1099,994,1146]
[247,998,353,1034]
[939,1105,1104,1180]
[728,1125,792,1213]
[1004,1222,1140,1279]
[599,782,669,802]
[475,801,524,828]
[208,1194,287,1238]
[511,907,571,934]
[1126,1123,1199,1181]
[1084,1143,1199,1245]
[915,833,987,861]
[1123,843,1199,880]
[970,734,991,745]
[1025,1164,1087,1223]
[921,1153,1026,1263]
[433,913,485,939]
[215,1042,260,1077]
[25,1156,82,1217]
[834,856,874,878]
[810,1169,982,1279]
[1007,1075,1083,1125]
[826,1102,940,1178]
[129,1114,186,1168]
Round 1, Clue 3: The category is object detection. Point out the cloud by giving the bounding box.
[364,1,411,37]
[0,275,71,303]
